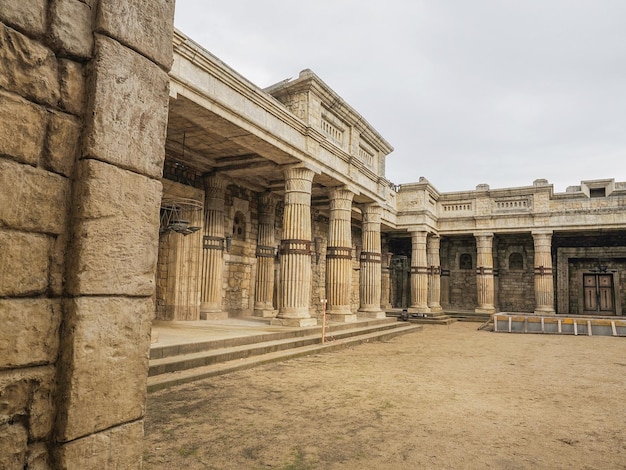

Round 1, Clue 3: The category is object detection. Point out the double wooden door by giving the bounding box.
[583,274,615,314]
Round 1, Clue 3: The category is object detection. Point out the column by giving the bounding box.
[381,252,393,310]
[440,238,450,308]
[200,174,228,320]
[274,166,317,327]
[254,193,277,317]
[47,1,176,467]
[533,231,555,314]
[427,234,443,314]
[358,204,385,318]
[408,231,430,314]
[325,187,356,322]
[475,232,496,314]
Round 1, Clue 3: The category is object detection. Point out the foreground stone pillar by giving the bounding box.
[408,231,430,314]
[427,234,443,314]
[533,231,555,314]
[358,204,385,318]
[274,166,317,326]
[200,174,228,320]
[254,193,277,317]
[475,233,496,314]
[49,1,176,468]
[325,187,356,322]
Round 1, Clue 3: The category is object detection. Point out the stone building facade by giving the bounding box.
[1,3,624,468]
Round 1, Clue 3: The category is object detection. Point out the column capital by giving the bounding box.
[531,229,554,236]
[361,203,382,224]
[473,231,494,239]
[258,191,277,211]
[203,172,229,191]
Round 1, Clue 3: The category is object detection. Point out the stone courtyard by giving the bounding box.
[1,1,625,468]
[143,323,626,469]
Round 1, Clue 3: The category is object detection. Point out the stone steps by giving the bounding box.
[447,312,492,323]
[147,319,422,392]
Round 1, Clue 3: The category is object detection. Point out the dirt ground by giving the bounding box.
[143,322,626,469]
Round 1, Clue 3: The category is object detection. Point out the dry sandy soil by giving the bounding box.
[143,322,626,469]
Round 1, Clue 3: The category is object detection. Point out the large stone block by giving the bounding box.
[49,0,94,58]
[54,420,144,470]
[0,91,47,165]
[26,443,51,470]
[0,24,60,107]
[0,160,69,234]
[0,0,46,37]
[97,0,175,69]
[67,159,161,296]
[0,230,50,297]
[0,299,61,368]
[44,111,81,177]
[0,422,28,470]
[58,59,85,116]
[0,366,56,441]
[83,36,169,179]
[56,297,153,442]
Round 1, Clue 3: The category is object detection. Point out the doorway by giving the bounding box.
[583,274,615,314]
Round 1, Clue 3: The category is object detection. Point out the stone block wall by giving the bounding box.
[0,1,175,468]
[223,188,257,315]
[310,215,329,317]
[495,235,535,312]
[446,237,478,310]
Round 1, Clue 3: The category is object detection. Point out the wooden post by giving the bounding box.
[321,299,328,344]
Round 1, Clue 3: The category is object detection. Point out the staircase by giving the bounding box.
[447,311,492,323]
[147,318,421,392]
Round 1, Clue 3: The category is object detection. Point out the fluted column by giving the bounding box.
[381,252,393,310]
[326,187,356,322]
[533,231,555,314]
[254,192,277,317]
[408,230,430,314]
[200,174,228,320]
[440,238,450,308]
[274,166,317,327]
[475,232,496,314]
[427,234,443,314]
[358,204,384,318]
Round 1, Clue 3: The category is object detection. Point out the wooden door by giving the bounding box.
[583,274,615,314]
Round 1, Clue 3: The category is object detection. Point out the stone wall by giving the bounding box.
[223,187,257,315]
[495,235,535,312]
[0,1,175,468]
[446,237,478,310]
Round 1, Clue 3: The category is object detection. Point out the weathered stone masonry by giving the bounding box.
[0,1,175,468]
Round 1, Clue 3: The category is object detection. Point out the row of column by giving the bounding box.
[199,166,385,327]
[408,230,555,315]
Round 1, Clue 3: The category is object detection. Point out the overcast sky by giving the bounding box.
[174,1,626,193]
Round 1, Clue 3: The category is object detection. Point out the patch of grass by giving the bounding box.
[277,449,314,470]
[178,446,198,458]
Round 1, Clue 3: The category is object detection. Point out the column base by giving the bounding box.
[357,309,386,319]
[270,317,318,327]
[253,308,278,318]
[408,306,431,315]
[534,307,555,315]
[327,313,358,323]
[200,310,228,320]
[427,305,443,314]
[475,307,496,314]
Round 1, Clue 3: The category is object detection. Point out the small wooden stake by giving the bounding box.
[321,299,328,344]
